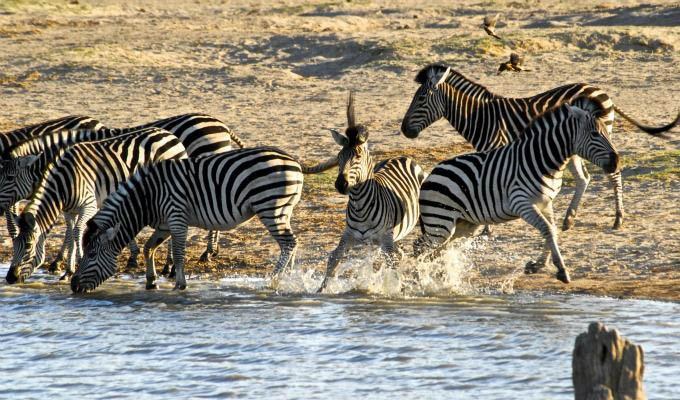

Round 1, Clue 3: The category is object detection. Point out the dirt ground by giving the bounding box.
[0,0,678,300]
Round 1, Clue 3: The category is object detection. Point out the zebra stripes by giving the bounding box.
[1,113,243,273]
[401,63,679,230]
[70,147,305,293]
[0,115,104,238]
[318,92,426,292]
[6,127,187,284]
[415,104,620,284]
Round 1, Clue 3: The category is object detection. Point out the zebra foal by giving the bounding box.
[6,127,187,284]
[401,63,679,231]
[318,92,426,292]
[71,147,305,293]
[415,104,620,284]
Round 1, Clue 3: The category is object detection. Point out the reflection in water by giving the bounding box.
[0,263,678,399]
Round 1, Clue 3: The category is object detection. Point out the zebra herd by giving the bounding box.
[1,63,677,293]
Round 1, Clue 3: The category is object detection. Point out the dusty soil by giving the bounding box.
[0,0,678,300]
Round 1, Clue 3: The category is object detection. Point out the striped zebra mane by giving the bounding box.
[414,63,498,99]
[519,103,589,138]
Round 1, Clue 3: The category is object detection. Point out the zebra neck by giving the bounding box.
[348,176,378,213]
[440,82,504,150]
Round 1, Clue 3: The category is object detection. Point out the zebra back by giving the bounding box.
[129,113,245,156]
[0,115,103,156]
[22,127,188,233]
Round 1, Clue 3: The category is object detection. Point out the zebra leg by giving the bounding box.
[319,230,354,293]
[48,215,75,273]
[144,229,171,290]
[5,205,18,239]
[125,240,140,271]
[380,235,402,269]
[608,171,624,230]
[61,207,97,281]
[161,238,174,278]
[517,202,570,284]
[169,220,189,291]
[562,157,591,231]
[199,230,220,262]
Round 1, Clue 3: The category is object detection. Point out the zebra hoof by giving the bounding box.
[556,269,571,284]
[146,282,158,290]
[562,216,575,231]
[59,271,72,281]
[199,250,218,263]
[524,261,542,275]
[173,283,187,291]
[48,260,64,274]
[160,263,172,277]
[125,261,138,271]
[612,218,623,231]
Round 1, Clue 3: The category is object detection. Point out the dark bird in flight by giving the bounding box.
[483,14,502,40]
[498,53,530,74]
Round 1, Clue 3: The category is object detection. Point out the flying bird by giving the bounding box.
[483,13,502,40]
[498,53,530,74]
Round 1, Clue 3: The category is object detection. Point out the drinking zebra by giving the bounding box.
[318,92,426,292]
[415,104,620,284]
[0,115,103,238]
[1,113,244,274]
[70,147,307,293]
[401,63,679,230]
[6,127,188,284]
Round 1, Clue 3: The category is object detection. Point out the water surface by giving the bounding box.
[1,264,678,399]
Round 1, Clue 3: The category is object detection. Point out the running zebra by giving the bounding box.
[401,63,679,230]
[6,127,187,284]
[70,147,306,293]
[318,92,426,292]
[415,104,620,284]
[1,113,244,273]
[0,115,103,237]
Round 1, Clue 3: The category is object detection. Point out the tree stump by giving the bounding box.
[572,322,646,400]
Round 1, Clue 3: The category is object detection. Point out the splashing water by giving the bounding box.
[273,237,495,297]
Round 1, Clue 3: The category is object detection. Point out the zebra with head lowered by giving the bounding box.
[415,104,621,284]
[401,63,679,231]
[6,127,188,284]
[70,147,309,293]
[318,92,427,292]
[0,113,244,275]
[0,115,103,237]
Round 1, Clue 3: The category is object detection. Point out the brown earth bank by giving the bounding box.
[0,0,678,300]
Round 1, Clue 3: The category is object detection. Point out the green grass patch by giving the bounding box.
[621,150,680,182]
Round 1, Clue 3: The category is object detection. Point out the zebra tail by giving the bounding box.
[613,105,680,136]
[300,156,338,174]
[228,129,246,148]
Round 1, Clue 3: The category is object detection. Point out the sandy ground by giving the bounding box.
[0,0,678,300]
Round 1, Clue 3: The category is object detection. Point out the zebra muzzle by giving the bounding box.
[335,175,349,195]
[604,153,621,174]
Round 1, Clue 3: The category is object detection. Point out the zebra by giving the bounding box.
[0,115,103,238]
[415,104,621,284]
[70,147,308,293]
[1,113,244,274]
[318,92,427,292]
[5,127,188,284]
[401,63,679,231]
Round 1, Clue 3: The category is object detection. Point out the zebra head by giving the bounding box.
[401,64,451,138]
[330,91,374,195]
[0,155,40,213]
[6,212,41,284]
[70,220,120,293]
[569,105,620,174]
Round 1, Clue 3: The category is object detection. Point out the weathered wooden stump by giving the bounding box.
[572,322,646,400]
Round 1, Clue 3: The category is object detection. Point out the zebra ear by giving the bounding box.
[104,223,120,241]
[329,129,349,146]
[16,155,39,169]
[567,104,588,121]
